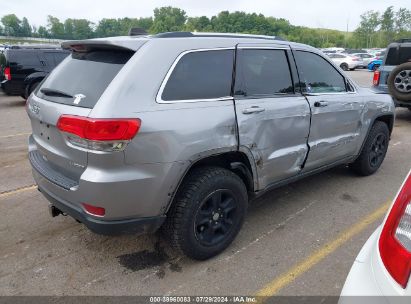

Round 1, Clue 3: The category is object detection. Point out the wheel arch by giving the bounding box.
[165,150,257,214]
[356,113,394,158]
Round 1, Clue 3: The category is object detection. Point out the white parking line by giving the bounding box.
[0,132,30,139]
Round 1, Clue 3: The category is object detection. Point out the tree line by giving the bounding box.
[0,6,410,48]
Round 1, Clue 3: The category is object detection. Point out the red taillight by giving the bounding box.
[57,115,141,141]
[4,67,11,80]
[379,171,411,288]
[373,70,380,86]
[82,203,105,217]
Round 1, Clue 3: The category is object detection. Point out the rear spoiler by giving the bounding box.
[61,38,148,52]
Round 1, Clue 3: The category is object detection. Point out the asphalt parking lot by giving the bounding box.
[1,69,411,296]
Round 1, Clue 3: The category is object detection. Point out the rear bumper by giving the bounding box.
[38,185,166,235]
[393,98,411,108]
[27,133,184,235]
[1,79,24,95]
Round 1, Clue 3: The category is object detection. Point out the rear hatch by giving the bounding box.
[27,40,146,189]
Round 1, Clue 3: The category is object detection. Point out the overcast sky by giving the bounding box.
[1,0,410,31]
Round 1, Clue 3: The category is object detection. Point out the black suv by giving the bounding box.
[372,39,411,108]
[0,45,69,99]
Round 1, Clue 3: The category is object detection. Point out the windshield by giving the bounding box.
[36,50,134,108]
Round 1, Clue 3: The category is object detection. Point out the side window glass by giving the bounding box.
[161,50,234,101]
[294,51,347,94]
[234,49,294,97]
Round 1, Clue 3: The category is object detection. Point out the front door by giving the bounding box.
[293,50,364,171]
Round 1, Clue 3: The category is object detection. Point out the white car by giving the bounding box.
[351,53,374,68]
[328,53,362,71]
[340,170,411,301]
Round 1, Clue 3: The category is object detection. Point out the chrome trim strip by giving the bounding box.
[156,47,235,104]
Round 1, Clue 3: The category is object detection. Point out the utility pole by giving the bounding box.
[346,19,349,48]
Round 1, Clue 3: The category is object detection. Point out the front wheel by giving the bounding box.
[351,121,389,176]
[163,166,248,260]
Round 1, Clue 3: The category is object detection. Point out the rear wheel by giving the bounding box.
[351,121,389,176]
[163,166,248,260]
[340,63,349,71]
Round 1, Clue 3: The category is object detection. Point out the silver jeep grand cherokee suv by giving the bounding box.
[26,32,395,260]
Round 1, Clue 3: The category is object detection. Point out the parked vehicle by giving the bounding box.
[368,59,383,71]
[345,49,367,54]
[0,45,69,99]
[372,40,411,108]
[340,170,411,298]
[352,53,374,68]
[368,49,386,57]
[327,53,362,71]
[26,32,394,260]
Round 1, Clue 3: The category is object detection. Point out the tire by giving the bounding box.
[163,166,248,260]
[340,63,349,71]
[351,121,389,176]
[387,62,411,102]
[25,81,40,99]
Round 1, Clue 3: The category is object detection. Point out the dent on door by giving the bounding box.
[236,98,311,189]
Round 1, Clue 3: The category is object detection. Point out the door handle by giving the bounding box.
[314,101,328,107]
[242,106,265,114]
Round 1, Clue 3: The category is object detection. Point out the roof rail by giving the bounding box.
[395,38,411,43]
[152,31,287,41]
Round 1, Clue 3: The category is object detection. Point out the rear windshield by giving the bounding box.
[36,50,134,108]
[385,45,411,66]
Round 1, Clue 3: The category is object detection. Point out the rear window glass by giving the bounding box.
[161,50,234,101]
[36,50,133,108]
[386,46,411,66]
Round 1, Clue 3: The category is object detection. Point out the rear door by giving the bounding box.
[234,44,311,189]
[293,50,363,171]
[27,49,135,182]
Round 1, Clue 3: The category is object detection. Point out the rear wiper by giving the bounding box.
[40,88,73,98]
